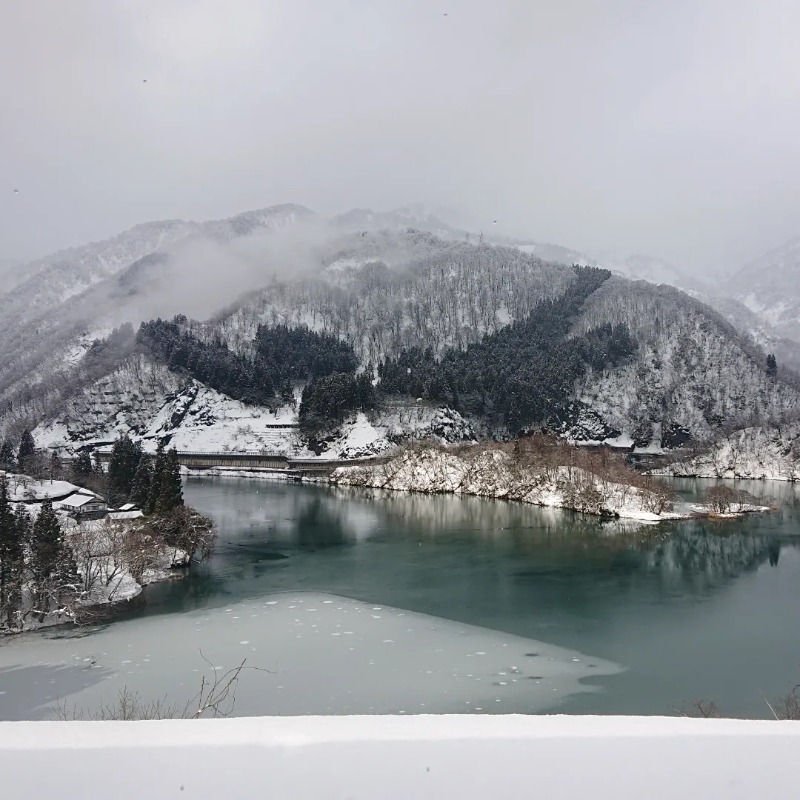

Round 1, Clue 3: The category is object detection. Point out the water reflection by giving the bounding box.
[643,527,788,590]
[166,477,800,632]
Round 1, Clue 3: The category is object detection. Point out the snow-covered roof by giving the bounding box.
[56,493,104,509]
[7,477,89,503]
[56,494,94,509]
[118,503,137,511]
[106,510,144,521]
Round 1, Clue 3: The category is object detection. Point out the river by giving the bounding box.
[1,476,798,719]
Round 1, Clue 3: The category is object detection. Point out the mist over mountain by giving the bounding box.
[727,238,800,341]
[1,202,796,462]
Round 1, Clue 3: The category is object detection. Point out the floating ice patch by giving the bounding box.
[0,592,621,720]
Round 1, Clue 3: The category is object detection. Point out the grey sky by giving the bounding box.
[2,0,800,272]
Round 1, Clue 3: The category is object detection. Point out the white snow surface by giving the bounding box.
[330,406,475,459]
[33,355,308,455]
[4,474,99,504]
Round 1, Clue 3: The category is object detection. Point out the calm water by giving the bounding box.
[2,476,799,718]
[150,476,800,717]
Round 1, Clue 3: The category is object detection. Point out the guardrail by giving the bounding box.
[1,715,796,799]
[93,450,386,473]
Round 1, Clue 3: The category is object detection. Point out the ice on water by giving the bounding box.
[0,593,620,720]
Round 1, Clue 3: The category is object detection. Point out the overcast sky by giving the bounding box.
[2,0,800,271]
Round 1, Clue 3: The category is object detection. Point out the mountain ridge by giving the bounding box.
[1,204,798,458]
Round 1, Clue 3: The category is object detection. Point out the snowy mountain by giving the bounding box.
[332,204,460,238]
[0,204,314,423]
[195,246,798,450]
[0,203,311,333]
[581,245,800,377]
[214,234,575,363]
[571,278,798,446]
[594,253,710,294]
[727,237,800,342]
[3,205,799,457]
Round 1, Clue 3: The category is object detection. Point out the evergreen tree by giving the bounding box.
[156,449,183,515]
[108,435,143,498]
[8,505,32,626]
[0,477,23,626]
[17,430,35,471]
[92,451,103,474]
[130,454,153,509]
[146,443,166,516]
[49,451,62,481]
[73,450,93,478]
[13,504,32,551]
[0,440,15,470]
[766,353,778,378]
[30,498,65,616]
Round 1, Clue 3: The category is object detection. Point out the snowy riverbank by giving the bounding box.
[656,423,800,481]
[330,446,770,522]
[1,472,204,635]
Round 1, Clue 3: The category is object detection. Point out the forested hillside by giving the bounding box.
[377,267,635,432]
[3,208,798,456]
[0,204,313,437]
[212,235,576,363]
[571,279,799,446]
[137,318,357,407]
[133,267,632,437]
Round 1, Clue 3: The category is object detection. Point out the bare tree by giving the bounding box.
[704,485,740,514]
[55,653,270,721]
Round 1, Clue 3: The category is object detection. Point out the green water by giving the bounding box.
[131,476,800,717]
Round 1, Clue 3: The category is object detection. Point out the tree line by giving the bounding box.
[0,482,78,628]
[136,318,357,408]
[132,268,634,437]
[378,267,636,432]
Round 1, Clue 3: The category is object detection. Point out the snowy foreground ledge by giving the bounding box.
[1,714,798,800]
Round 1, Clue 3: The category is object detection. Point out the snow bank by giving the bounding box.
[321,406,474,460]
[0,715,798,800]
